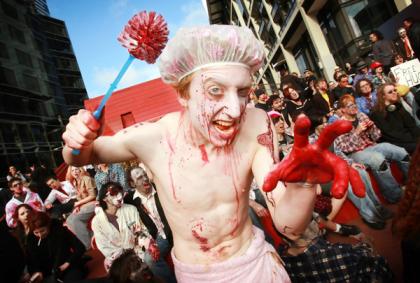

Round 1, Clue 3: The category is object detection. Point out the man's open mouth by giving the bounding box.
[213,120,235,132]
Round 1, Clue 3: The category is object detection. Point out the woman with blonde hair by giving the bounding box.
[65,166,97,248]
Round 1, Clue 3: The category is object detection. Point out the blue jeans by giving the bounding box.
[144,235,177,283]
[346,168,383,222]
[350,143,409,203]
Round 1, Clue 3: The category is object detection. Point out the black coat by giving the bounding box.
[26,220,86,276]
[124,188,173,245]
[370,104,420,154]
[311,91,334,117]
[285,99,313,122]
[0,221,25,283]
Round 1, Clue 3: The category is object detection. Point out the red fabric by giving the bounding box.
[403,37,414,58]
[54,162,69,181]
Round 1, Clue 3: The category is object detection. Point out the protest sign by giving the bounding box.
[391,59,420,87]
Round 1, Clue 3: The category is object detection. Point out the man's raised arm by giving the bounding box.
[62,109,156,166]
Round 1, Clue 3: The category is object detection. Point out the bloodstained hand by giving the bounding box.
[262,115,365,199]
[147,239,160,261]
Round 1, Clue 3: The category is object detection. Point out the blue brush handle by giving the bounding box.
[72,54,135,155]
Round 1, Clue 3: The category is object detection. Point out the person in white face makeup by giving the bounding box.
[91,182,156,271]
[124,166,176,283]
[62,25,365,282]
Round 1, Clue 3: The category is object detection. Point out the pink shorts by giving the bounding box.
[171,226,291,283]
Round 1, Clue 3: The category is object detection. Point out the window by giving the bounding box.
[37,59,45,72]
[16,49,33,68]
[43,60,54,73]
[343,0,397,37]
[47,38,70,52]
[35,38,45,51]
[121,112,136,128]
[1,2,18,19]
[23,74,41,92]
[8,25,25,44]
[0,123,18,151]
[31,125,46,143]
[59,76,84,88]
[0,42,9,58]
[317,0,397,65]
[47,82,57,96]
[18,124,32,143]
[44,23,66,37]
[56,57,76,70]
[1,94,20,113]
[0,66,17,86]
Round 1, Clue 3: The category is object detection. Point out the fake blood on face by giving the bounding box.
[199,144,209,163]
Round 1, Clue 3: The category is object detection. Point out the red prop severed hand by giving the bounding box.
[147,239,160,262]
[263,115,365,199]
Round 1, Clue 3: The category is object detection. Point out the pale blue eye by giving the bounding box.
[208,86,223,96]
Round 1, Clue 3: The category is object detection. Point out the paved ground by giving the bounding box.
[328,204,403,283]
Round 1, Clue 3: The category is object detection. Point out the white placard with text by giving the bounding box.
[391,59,420,87]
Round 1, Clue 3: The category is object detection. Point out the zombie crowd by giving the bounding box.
[0,17,420,283]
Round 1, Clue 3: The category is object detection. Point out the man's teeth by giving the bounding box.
[214,121,233,127]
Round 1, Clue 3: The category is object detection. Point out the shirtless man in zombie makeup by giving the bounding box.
[62,25,363,282]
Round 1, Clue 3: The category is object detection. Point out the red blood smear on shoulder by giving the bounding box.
[192,230,210,252]
[199,144,209,163]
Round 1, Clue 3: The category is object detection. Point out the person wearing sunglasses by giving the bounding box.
[92,181,157,273]
[370,83,420,154]
[125,166,176,283]
[5,177,45,228]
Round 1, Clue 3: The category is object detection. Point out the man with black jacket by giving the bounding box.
[124,166,176,283]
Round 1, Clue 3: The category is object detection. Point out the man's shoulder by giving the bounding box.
[243,107,270,130]
[114,111,181,139]
[124,190,135,202]
[155,111,182,126]
[5,197,17,209]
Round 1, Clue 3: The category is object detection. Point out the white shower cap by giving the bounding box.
[158,25,264,85]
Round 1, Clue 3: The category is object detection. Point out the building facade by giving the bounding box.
[0,0,87,182]
[206,0,414,93]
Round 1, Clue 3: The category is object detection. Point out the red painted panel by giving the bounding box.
[84,78,182,135]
